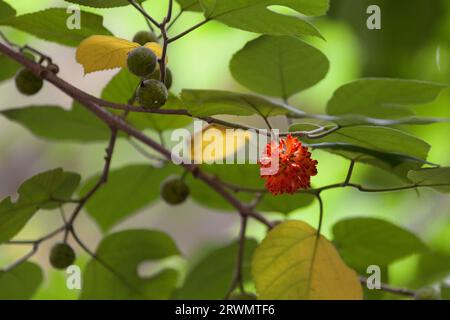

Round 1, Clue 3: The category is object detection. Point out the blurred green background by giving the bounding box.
[0,0,449,299]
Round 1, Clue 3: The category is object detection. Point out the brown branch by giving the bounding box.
[165,9,183,34]
[3,244,38,272]
[225,215,249,299]
[0,41,274,230]
[166,0,174,23]
[159,17,169,84]
[0,33,431,302]
[359,276,416,298]
[88,96,324,138]
[66,128,118,227]
[128,137,167,163]
[2,225,66,271]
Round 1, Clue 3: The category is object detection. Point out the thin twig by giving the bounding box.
[2,226,66,271]
[0,42,276,230]
[225,215,249,299]
[359,276,416,298]
[0,34,433,300]
[168,19,210,43]
[166,0,174,22]
[128,137,167,163]
[69,227,147,297]
[0,30,53,64]
[344,160,355,185]
[3,244,38,272]
[165,9,183,33]
[67,129,118,226]
[128,0,160,28]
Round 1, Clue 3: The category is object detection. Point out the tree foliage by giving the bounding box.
[0,0,449,301]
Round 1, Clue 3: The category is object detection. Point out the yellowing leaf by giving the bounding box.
[75,35,163,74]
[189,124,252,163]
[252,220,363,300]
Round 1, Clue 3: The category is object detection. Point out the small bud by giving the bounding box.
[47,63,60,74]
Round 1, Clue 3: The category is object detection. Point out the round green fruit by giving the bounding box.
[49,243,76,269]
[15,68,43,95]
[146,67,173,89]
[133,30,158,45]
[137,79,168,109]
[161,177,190,205]
[414,287,440,300]
[127,47,157,77]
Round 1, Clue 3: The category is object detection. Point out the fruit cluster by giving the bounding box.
[128,31,173,109]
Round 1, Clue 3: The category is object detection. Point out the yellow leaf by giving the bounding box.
[75,35,163,74]
[189,124,252,163]
[252,220,363,300]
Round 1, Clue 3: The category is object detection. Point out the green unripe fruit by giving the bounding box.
[132,30,158,45]
[146,67,173,90]
[127,47,157,77]
[15,68,43,95]
[229,293,257,300]
[414,287,440,300]
[161,177,190,205]
[137,79,168,109]
[49,243,76,269]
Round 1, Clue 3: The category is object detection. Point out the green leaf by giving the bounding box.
[0,8,112,47]
[176,0,202,11]
[290,115,450,130]
[329,0,444,78]
[252,220,362,299]
[407,167,450,193]
[0,0,16,21]
[0,54,20,83]
[0,262,43,300]
[101,69,191,131]
[80,229,180,299]
[230,35,329,98]
[80,164,180,232]
[181,89,288,117]
[1,103,110,142]
[101,69,140,105]
[64,0,145,8]
[186,164,261,211]
[0,198,36,244]
[301,126,431,178]
[327,79,449,118]
[441,284,450,300]
[331,116,450,127]
[199,0,328,38]
[332,218,428,270]
[0,168,80,243]
[257,193,314,214]
[411,252,450,288]
[175,239,257,299]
